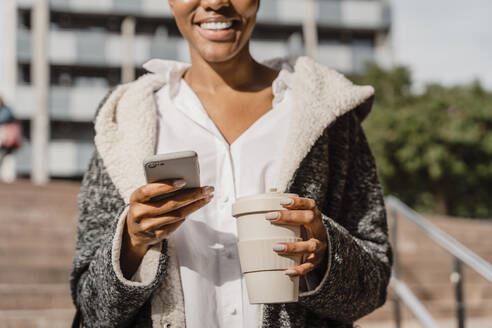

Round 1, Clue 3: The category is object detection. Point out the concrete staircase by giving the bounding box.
[1,179,491,327]
[0,179,79,327]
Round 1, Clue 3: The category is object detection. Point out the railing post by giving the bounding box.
[451,257,465,328]
[389,206,401,328]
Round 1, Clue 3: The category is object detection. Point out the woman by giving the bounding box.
[70,0,392,327]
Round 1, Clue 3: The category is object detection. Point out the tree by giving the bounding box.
[353,63,492,218]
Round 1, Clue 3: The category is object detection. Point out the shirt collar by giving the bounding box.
[142,59,190,98]
[143,57,294,105]
[272,62,294,106]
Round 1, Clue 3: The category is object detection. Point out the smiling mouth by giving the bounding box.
[193,17,241,41]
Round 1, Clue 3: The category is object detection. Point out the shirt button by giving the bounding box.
[226,251,234,259]
[222,195,229,203]
[230,308,237,315]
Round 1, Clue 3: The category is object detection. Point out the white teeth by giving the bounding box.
[200,21,233,30]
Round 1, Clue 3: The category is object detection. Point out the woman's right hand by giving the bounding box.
[121,178,214,278]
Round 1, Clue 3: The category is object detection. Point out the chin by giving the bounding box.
[196,44,244,63]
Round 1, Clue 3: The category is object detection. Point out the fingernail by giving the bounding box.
[284,270,297,276]
[273,244,286,252]
[173,179,186,187]
[280,197,293,206]
[205,194,214,201]
[203,186,214,194]
[265,212,280,220]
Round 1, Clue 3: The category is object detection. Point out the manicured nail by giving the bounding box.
[284,270,297,276]
[273,244,286,252]
[280,197,293,206]
[203,186,214,194]
[173,179,186,187]
[265,212,280,220]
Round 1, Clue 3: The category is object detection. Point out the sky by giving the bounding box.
[392,0,492,90]
[1,0,492,90]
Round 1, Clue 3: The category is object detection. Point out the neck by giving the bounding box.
[184,43,269,94]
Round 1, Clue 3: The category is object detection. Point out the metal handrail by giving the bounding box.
[386,196,492,328]
[390,277,439,328]
[386,196,492,283]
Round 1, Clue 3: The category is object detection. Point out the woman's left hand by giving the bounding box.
[265,196,328,277]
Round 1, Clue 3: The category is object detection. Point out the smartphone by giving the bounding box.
[143,150,200,202]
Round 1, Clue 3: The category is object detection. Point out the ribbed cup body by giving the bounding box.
[232,190,302,303]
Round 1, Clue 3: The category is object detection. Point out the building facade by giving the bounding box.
[2,0,392,177]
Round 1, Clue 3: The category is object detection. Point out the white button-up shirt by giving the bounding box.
[153,60,293,328]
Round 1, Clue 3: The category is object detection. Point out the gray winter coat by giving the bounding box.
[70,56,392,328]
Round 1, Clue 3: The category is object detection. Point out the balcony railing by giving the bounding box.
[17,28,374,75]
[15,85,107,121]
[15,139,94,177]
[17,28,181,66]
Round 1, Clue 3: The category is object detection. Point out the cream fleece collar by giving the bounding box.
[94,56,374,204]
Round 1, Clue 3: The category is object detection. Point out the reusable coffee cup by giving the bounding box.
[231,188,302,304]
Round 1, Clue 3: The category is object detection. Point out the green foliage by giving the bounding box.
[353,63,492,218]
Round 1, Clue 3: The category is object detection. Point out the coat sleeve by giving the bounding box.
[298,111,392,323]
[69,148,169,327]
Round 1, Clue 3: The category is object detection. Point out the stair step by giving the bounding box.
[0,308,75,328]
[0,254,74,270]
[0,267,71,284]
[406,282,492,302]
[362,296,492,322]
[358,316,492,328]
[357,299,415,322]
[0,225,75,239]
[0,284,73,310]
[422,299,492,318]
[0,240,75,253]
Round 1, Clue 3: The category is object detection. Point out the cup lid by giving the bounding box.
[231,188,298,217]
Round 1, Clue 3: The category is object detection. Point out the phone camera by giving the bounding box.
[147,162,157,169]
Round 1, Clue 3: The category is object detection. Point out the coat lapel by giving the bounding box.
[272,56,374,192]
[94,73,166,204]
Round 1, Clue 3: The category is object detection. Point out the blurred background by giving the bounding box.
[0,0,491,327]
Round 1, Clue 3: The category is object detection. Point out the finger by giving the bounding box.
[302,252,323,267]
[173,193,214,217]
[130,179,188,203]
[152,219,187,241]
[304,252,317,262]
[284,262,316,277]
[139,195,213,231]
[280,196,316,210]
[133,186,214,219]
[139,215,186,232]
[145,185,213,207]
[265,210,315,226]
[273,238,322,255]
